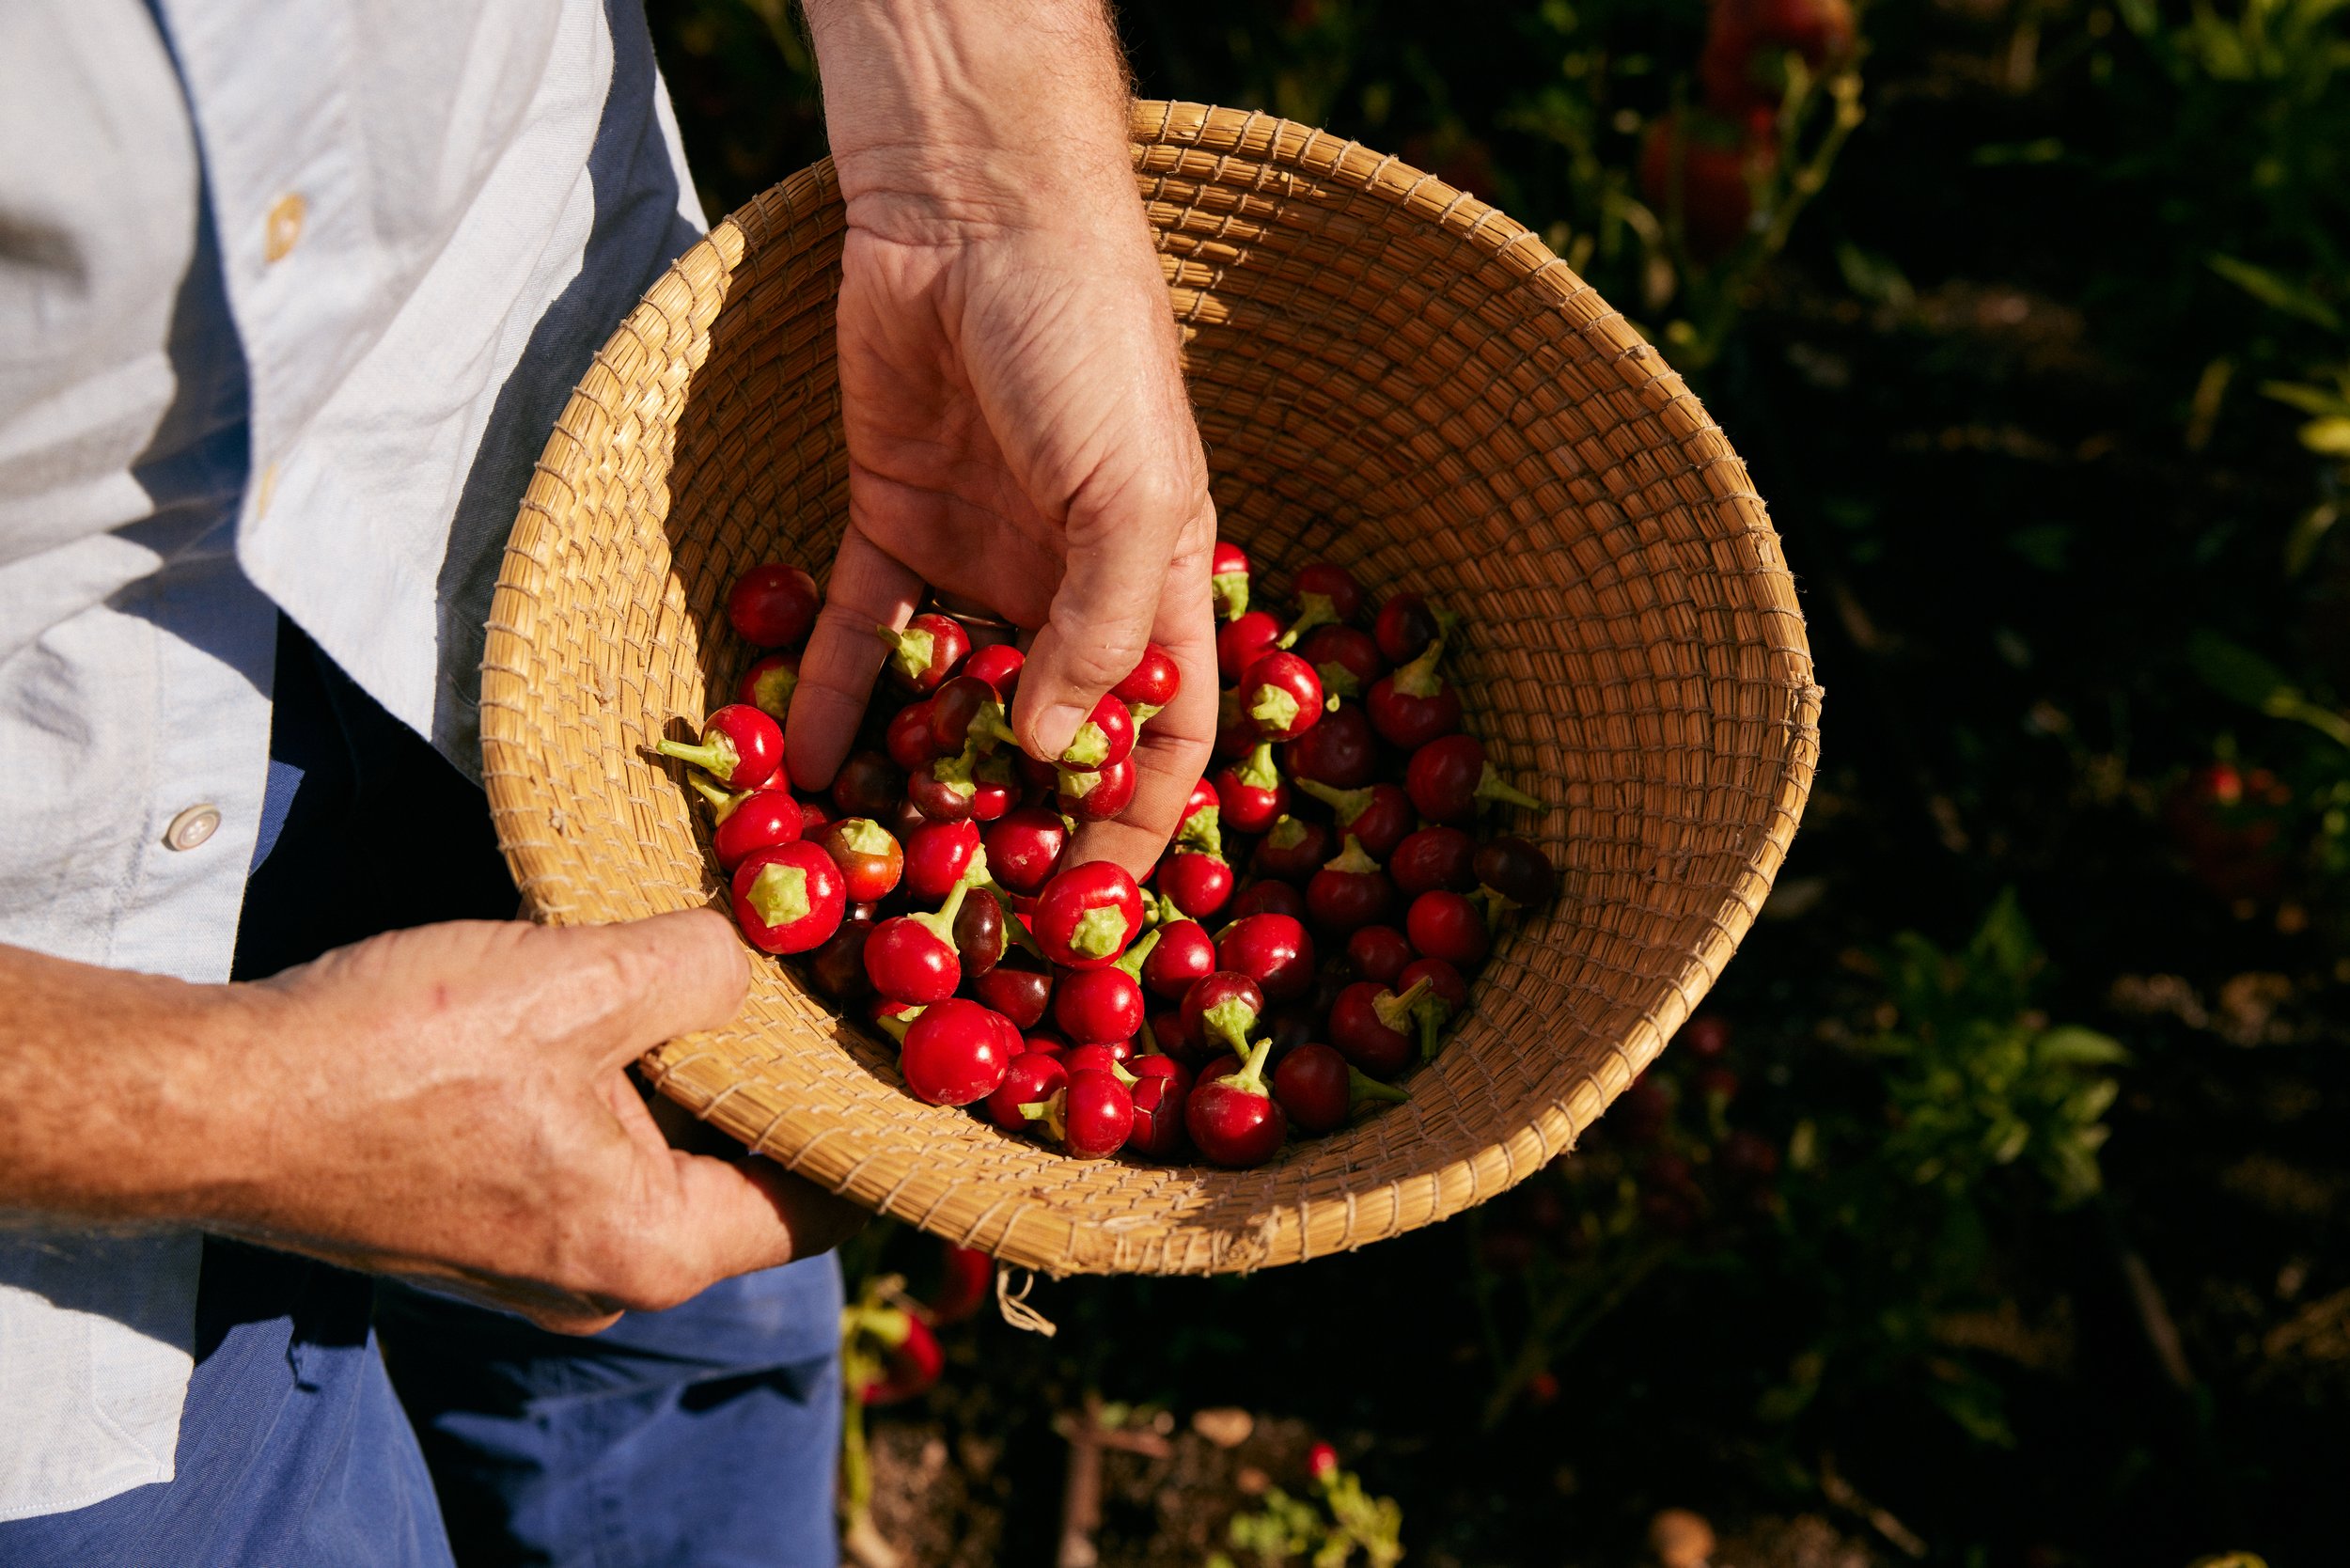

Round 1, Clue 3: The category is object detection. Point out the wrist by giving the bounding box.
[0,949,282,1226]
[804,0,1138,243]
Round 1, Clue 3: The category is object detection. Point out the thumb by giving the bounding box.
[541,908,751,1075]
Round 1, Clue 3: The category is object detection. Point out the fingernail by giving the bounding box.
[1031,702,1085,760]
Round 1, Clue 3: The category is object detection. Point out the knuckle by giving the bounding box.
[613,1262,697,1315]
[555,1229,695,1315]
[1058,630,1150,692]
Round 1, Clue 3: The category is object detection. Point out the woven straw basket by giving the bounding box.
[480,101,1820,1278]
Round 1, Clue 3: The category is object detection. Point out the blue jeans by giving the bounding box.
[1,619,841,1566]
[377,1268,843,1568]
[0,1250,842,1568]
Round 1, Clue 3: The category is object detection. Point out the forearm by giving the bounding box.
[802,0,1139,239]
[0,943,267,1224]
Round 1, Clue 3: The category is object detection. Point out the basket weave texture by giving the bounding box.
[480,101,1821,1277]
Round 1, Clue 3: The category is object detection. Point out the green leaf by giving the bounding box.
[1986,1118,2032,1166]
[1928,1376,2017,1448]
[2186,628,2293,708]
[2187,629,2350,749]
[2072,1078,2123,1122]
[2301,416,2350,456]
[2209,256,2342,330]
[2034,1027,2131,1067]
[1966,887,2039,989]
[2261,378,2350,419]
[1971,137,2066,166]
[2286,501,2341,577]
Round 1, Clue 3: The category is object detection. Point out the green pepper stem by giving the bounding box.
[1348,1066,1410,1106]
[1223,1037,1276,1098]
[1018,1090,1068,1144]
[1476,764,1543,811]
[656,733,740,781]
[1247,683,1300,735]
[1323,834,1383,878]
[1371,975,1434,1034]
[875,1005,924,1043]
[1388,628,1450,699]
[1068,903,1131,960]
[1114,926,1162,980]
[1200,995,1260,1058]
[1295,776,1371,826]
[994,887,1046,957]
[875,622,936,682]
[1412,988,1457,1062]
[968,702,1023,753]
[747,663,797,717]
[1470,885,1520,921]
[1235,741,1280,793]
[1274,592,1340,649]
[1316,662,1362,701]
[1129,701,1164,727]
[836,817,897,856]
[744,861,812,929]
[687,775,741,819]
[914,878,976,949]
[1177,805,1224,858]
[927,745,981,801]
[1059,721,1109,769]
[1211,570,1249,622]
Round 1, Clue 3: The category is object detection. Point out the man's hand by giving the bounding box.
[789,0,1217,876]
[0,916,863,1334]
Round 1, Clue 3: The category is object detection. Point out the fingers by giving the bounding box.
[786,525,923,791]
[1015,464,1203,760]
[546,909,750,1075]
[663,1153,870,1289]
[399,1271,626,1337]
[1070,508,1219,876]
[593,1045,867,1309]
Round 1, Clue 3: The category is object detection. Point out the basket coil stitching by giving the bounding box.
[479,101,1821,1278]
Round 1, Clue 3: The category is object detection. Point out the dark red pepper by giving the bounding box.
[726,563,821,650]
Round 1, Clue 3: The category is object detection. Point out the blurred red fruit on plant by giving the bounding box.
[2164,760,2293,902]
[1700,0,1857,116]
[930,1244,994,1325]
[1684,1014,1732,1058]
[1637,113,1770,260]
[1618,1073,1673,1143]
[858,1312,943,1404]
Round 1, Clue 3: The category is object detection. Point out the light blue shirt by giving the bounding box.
[0,0,705,1518]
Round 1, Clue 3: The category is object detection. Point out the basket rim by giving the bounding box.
[479,99,1822,1276]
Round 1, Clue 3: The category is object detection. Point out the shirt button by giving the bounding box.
[164,805,223,852]
[264,194,306,262]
